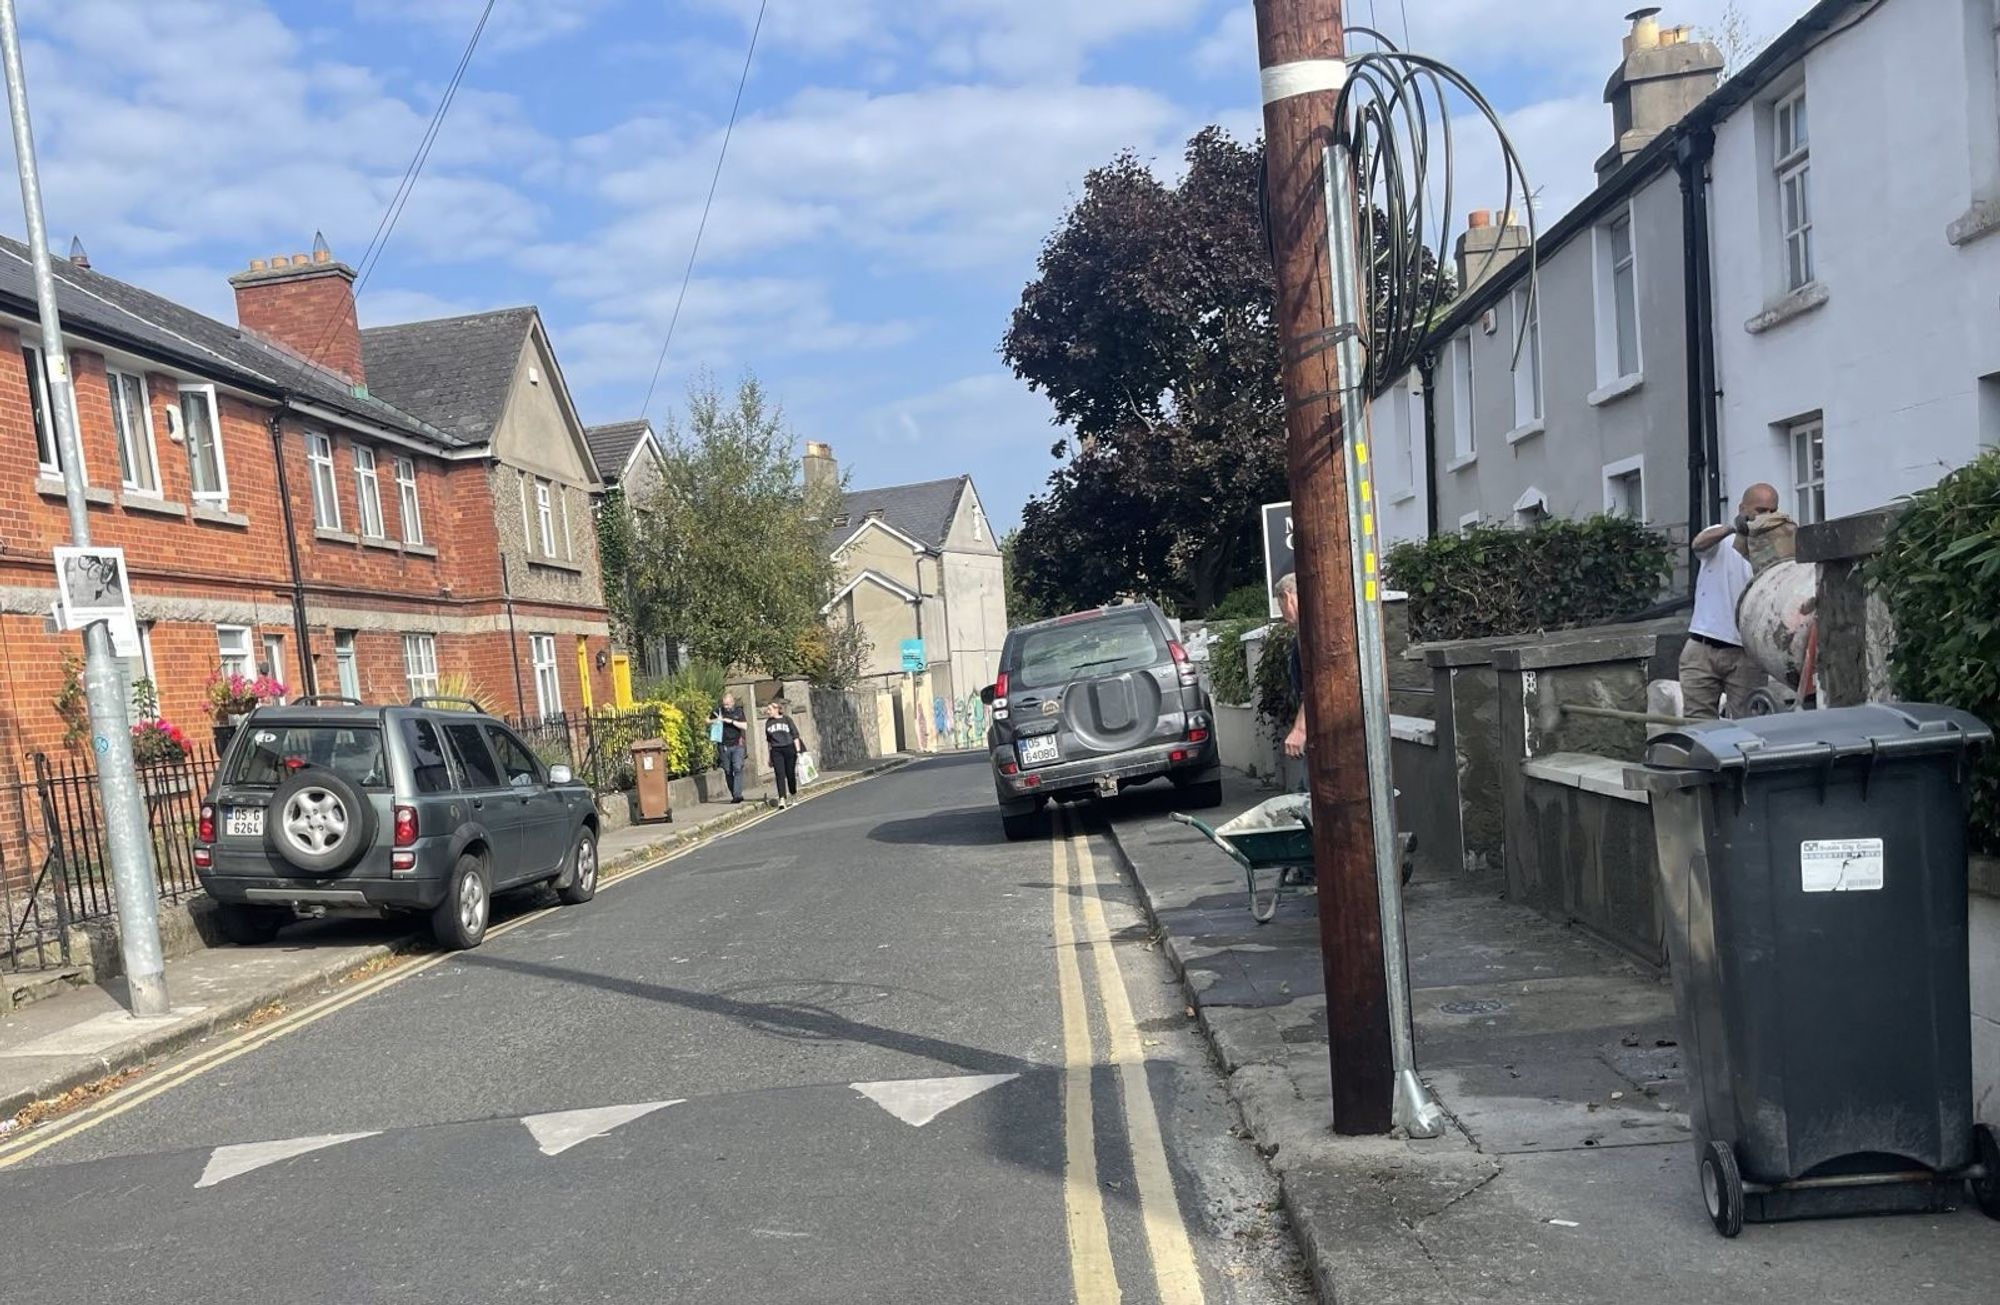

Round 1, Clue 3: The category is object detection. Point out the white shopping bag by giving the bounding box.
[798,751,819,786]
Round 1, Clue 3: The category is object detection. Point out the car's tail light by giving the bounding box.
[393,804,419,848]
[1168,641,1198,687]
[192,846,212,868]
[1170,749,1188,763]
[197,803,216,844]
[1024,774,1041,788]
[1000,761,1019,776]
[1187,727,1210,743]
[992,672,1010,713]
[391,851,416,873]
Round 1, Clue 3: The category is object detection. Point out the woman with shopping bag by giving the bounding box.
[762,700,803,809]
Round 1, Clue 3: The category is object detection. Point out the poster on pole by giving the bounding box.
[53,546,140,656]
[1261,501,1294,619]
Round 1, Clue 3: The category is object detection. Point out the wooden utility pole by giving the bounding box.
[1253,0,1393,1134]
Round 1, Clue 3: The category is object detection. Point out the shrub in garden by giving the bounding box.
[1255,622,1299,728]
[1204,617,1258,706]
[1868,450,2000,853]
[1384,514,1671,644]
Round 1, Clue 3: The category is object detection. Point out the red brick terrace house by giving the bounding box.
[0,237,612,786]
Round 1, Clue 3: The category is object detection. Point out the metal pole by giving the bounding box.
[0,0,168,1016]
[1324,142,1443,1138]
[1253,0,1393,1134]
[502,555,527,718]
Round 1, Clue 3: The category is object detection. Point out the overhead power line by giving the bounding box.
[289,0,498,387]
[639,0,769,422]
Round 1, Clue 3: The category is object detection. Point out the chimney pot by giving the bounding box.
[290,253,309,267]
[248,258,268,272]
[231,241,364,384]
[1468,209,1492,229]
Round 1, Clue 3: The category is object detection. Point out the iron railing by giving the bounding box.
[506,706,672,795]
[3,747,220,970]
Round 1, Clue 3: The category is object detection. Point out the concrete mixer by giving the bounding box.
[1733,514,1818,712]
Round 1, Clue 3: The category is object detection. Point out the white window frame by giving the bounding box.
[1789,415,1826,525]
[559,485,574,560]
[536,480,556,556]
[1603,455,1647,521]
[334,630,361,700]
[1510,288,1542,426]
[119,622,157,719]
[307,431,341,530]
[354,444,386,539]
[260,633,288,698]
[105,367,160,495]
[217,625,254,680]
[403,633,440,700]
[22,344,67,475]
[394,456,424,545]
[530,633,561,719]
[1386,380,1415,496]
[1596,209,1642,384]
[1774,88,1813,291]
[178,383,228,506]
[1449,335,1475,462]
[518,472,532,550]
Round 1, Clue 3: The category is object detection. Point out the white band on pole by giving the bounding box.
[1260,58,1347,105]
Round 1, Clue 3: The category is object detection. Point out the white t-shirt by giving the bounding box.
[1690,526,1754,645]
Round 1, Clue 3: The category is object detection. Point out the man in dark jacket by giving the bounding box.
[711,692,749,803]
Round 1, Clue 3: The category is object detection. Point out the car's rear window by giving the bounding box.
[1010,613,1167,690]
[225,724,389,789]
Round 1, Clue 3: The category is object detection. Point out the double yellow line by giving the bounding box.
[0,800,790,1170]
[1050,807,1206,1305]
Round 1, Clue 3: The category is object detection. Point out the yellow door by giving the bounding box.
[611,653,635,710]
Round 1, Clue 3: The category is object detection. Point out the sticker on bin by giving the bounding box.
[1800,837,1884,893]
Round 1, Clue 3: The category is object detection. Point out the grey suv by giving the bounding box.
[194,697,599,951]
[982,602,1221,841]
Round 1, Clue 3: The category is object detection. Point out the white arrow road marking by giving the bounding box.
[849,1074,1019,1128]
[520,1100,684,1156]
[195,1132,379,1189]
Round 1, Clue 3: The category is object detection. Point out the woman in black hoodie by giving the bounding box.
[762,700,802,809]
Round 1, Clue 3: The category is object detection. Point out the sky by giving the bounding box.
[7,0,1813,530]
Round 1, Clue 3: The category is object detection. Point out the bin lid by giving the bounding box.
[1627,702,1991,791]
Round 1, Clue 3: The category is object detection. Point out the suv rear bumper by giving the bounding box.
[991,737,1215,802]
[198,865,448,911]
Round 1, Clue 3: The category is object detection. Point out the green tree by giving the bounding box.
[595,485,637,647]
[628,374,843,678]
[1002,126,1451,616]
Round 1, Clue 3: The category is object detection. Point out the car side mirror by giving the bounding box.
[547,764,573,785]
[979,684,995,706]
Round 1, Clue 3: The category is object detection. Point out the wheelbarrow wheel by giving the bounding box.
[1700,1140,1745,1238]
[1970,1124,2000,1220]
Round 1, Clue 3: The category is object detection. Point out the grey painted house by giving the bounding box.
[1381,11,1725,559]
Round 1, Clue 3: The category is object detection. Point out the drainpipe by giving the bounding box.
[1417,352,1440,539]
[1675,124,1721,591]
[502,554,527,718]
[269,410,317,694]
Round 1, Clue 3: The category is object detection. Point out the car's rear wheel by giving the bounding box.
[431,853,490,950]
[212,901,287,946]
[557,828,598,905]
[1001,807,1046,842]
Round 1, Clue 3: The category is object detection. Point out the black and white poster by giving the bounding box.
[1261,501,1293,619]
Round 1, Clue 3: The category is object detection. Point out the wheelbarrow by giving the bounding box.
[1172,794,1416,923]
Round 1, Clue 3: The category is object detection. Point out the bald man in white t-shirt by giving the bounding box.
[1680,482,1779,719]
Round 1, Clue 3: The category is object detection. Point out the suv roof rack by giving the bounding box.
[291,694,365,707]
[409,696,488,712]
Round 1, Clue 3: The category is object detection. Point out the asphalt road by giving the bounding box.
[0,754,1308,1304]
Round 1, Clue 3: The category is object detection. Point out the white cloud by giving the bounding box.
[352,0,614,52]
[1190,7,1255,81]
[6,0,552,280]
[1399,1,1812,84]
[358,287,498,327]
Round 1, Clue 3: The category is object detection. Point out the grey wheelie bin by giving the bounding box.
[1627,703,2000,1237]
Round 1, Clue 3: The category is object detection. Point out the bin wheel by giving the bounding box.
[1971,1124,2000,1221]
[1700,1140,1745,1238]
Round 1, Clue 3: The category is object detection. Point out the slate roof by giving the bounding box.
[358,308,540,445]
[584,419,653,485]
[0,235,457,446]
[829,475,969,553]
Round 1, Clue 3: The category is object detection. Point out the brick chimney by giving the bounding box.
[1454,209,1530,296]
[1595,7,1724,183]
[803,440,838,493]
[229,237,365,386]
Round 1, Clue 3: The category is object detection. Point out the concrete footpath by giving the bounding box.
[1104,771,2000,1305]
[0,756,908,1127]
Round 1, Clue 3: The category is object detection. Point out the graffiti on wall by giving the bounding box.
[952,694,986,749]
